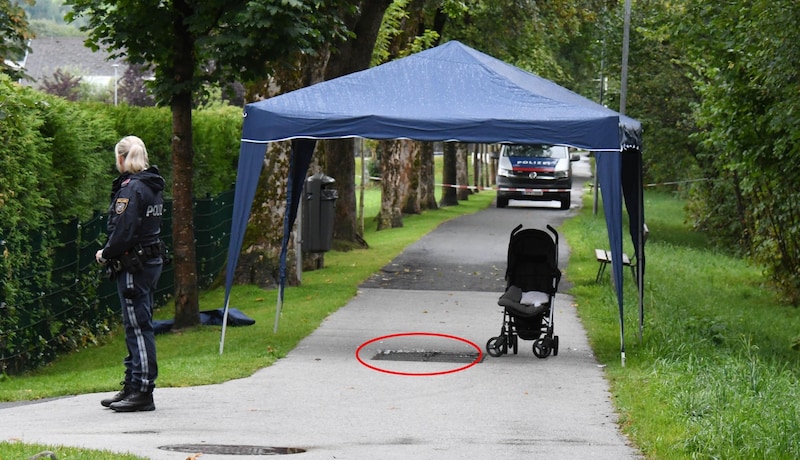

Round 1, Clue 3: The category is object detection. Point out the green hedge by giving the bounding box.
[105,104,243,198]
[0,75,242,374]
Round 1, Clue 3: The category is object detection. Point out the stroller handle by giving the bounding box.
[510,224,559,246]
[546,224,559,246]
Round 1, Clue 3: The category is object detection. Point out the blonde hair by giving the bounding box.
[115,135,150,173]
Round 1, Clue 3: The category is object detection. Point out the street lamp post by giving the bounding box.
[619,0,632,116]
[112,63,119,106]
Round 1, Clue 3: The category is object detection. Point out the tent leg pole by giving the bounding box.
[296,198,302,283]
[638,263,644,343]
[620,320,626,368]
[593,161,599,215]
[637,152,645,344]
[274,286,284,334]
[219,298,230,355]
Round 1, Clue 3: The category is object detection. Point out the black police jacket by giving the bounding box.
[102,166,165,260]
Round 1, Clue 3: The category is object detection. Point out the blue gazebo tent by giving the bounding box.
[220,41,644,362]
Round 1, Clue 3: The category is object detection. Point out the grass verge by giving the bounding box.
[0,442,145,460]
[561,190,800,459]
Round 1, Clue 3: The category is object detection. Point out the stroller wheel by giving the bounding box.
[486,336,508,357]
[532,339,551,358]
[552,336,559,356]
[512,334,519,355]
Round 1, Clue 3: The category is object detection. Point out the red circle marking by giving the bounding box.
[355,332,483,376]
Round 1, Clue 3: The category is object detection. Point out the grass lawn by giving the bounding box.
[561,190,800,459]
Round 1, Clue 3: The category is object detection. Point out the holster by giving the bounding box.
[118,249,144,274]
[106,259,123,280]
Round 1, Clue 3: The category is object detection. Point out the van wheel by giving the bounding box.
[497,197,509,208]
[559,193,571,210]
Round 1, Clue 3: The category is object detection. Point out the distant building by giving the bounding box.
[19,36,126,88]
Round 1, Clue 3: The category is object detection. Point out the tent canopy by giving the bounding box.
[222,40,643,358]
[241,40,640,149]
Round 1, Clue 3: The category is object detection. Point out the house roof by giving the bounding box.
[21,36,126,86]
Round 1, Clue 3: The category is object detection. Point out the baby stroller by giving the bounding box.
[486,224,561,358]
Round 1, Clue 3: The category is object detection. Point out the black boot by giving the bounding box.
[109,390,155,412]
[101,382,133,408]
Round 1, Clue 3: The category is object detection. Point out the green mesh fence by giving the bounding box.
[0,189,234,374]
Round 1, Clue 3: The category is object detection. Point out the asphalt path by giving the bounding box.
[0,154,642,459]
[360,196,576,293]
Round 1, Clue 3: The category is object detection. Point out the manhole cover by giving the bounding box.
[372,350,484,363]
[158,444,306,455]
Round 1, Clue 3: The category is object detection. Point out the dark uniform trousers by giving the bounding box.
[116,256,162,393]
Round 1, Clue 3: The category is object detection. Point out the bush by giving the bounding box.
[0,76,56,372]
[37,96,118,220]
[0,74,50,313]
[192,105,242,195]
[103,104,242,197]
[104,104,174,194]
[0,80,243,373]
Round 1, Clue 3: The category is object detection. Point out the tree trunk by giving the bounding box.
[401,140,421,215]
[234,142,297,289]
[440,142,458,206]
[473,144,481,191]
[456,143,469,201]
[323,139,363,249]
[235,54,326,286]
[377,140,403,230]
[323,0,392,246]
[489,144,499,185]
[171,9,199,329]
[419,142,438,210]
[481,144,491,189]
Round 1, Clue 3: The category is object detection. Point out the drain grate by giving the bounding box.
[158,444,306,455]
[372,350,484,363]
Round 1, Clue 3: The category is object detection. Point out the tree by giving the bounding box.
[672,0,800,303]
[118,64,155,107]
[233,55,322,289]
[38,69,82,101]
[368,0,446,223]
[455,143,469,201]
[368,0,614,217]
[440,142,458,206]
[376,140,404,230]
[66,0,349,328]
[322,0,393,246]
[438,0,614,84]
[1,0,34,80]
[373,139,421,230]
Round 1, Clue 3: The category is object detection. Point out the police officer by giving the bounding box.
[96,135,165,412]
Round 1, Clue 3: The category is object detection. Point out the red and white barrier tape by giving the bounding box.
[435,183,570,193]
[645,178,710,188]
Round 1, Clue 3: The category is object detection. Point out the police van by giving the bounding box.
[495,144,580,210]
